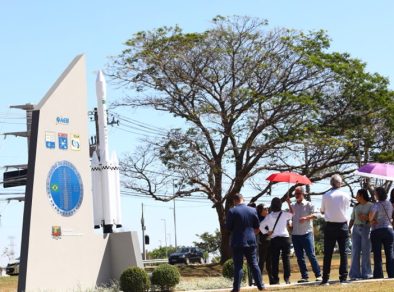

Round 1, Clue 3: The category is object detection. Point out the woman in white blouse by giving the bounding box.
[260,196,294,285]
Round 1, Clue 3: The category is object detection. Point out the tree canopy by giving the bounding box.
[108,16,394,261]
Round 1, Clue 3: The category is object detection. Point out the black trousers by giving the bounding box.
[270,236,291,283]
[322,222,349,281]
[258,235,274,284]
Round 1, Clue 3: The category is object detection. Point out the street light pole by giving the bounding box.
[173,199,177,248]
[173,180,178,248]
[141,203,146,260]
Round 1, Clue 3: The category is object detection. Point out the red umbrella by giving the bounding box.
[266,171,312,185]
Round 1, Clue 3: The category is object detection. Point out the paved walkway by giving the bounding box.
[188,277,394,292]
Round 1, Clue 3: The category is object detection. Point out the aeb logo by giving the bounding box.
[56,116,70,125]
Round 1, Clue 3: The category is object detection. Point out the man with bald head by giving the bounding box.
[320,174,351,285]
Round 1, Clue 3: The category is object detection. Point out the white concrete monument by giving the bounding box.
[19,55,142,292]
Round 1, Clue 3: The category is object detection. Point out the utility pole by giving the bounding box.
[8,236,15,262]
[88,108,119,159]
[2,103,34,192]
[141,203,146,260]
[172,180,178,248]
[6,104,34,150]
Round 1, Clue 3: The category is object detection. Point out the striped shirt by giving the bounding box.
[291,200,320,235]
[370,201,393,231]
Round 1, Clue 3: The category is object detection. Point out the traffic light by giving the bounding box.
[144,235,150,245]
[3,168,27,188]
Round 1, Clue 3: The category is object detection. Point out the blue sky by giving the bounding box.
[1,1,394,265]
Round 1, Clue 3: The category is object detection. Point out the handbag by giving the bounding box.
[266,211,282,238]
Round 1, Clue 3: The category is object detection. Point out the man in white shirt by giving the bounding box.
[320,174,351,285]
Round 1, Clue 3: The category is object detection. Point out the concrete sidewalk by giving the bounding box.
[186,277,394,292]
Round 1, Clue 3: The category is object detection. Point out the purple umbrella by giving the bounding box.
[355,163,394,181]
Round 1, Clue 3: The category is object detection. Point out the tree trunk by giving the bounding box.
[219,218,232,264]
[216,200,232,263]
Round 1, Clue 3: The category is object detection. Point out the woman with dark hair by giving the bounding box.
[256,204,273,284]
[259,197,293,285]
[369,187,394,278]
[348,189,373,280]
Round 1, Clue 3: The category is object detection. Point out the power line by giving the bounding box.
[117,116,167,136]
[114,113,167,134]
[113,125,165,138]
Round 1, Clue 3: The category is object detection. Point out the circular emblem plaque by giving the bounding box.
[46,161,83,216]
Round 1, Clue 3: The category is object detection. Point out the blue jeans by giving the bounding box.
[292,232,321,279]
[370,228,394,278]
[232,246,264,291]
[349,225,372,279]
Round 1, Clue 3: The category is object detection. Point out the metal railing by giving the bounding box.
[143,258,168,266]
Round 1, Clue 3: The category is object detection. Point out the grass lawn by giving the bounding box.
[176,254,394,291]
[3,255,394,291]
[0,276,17,292]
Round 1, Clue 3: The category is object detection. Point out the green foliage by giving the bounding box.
[313,218,325,255]
[193,229,221,254]
[148,246,177,259]
[119,266,150,292]
[222,259,247,281]
[111,15,394,263]
[151,264,180,291]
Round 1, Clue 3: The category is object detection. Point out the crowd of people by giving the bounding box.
[226,174,394,292]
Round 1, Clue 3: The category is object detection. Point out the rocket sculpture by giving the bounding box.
[91,70,122,233]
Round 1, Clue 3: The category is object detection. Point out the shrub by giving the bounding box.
[120,266,150,292]
[151,263,180,291]
[222,259,247,281]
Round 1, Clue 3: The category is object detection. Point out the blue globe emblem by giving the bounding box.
[46,161,83,216]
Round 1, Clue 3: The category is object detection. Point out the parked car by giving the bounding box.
[168,247,204,265]
[6,258,20,276]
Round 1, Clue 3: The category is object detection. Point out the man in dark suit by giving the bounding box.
[226,193,266,291]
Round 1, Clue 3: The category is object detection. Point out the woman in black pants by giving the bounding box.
[260,197,294,284]
[257,204,274,284]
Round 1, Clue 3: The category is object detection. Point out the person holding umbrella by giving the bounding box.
[368,187,394,279]
[260,196,294,285]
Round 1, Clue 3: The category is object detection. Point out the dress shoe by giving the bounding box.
[319,281,329,286]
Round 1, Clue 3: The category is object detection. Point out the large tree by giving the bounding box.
[108,16,394,262]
